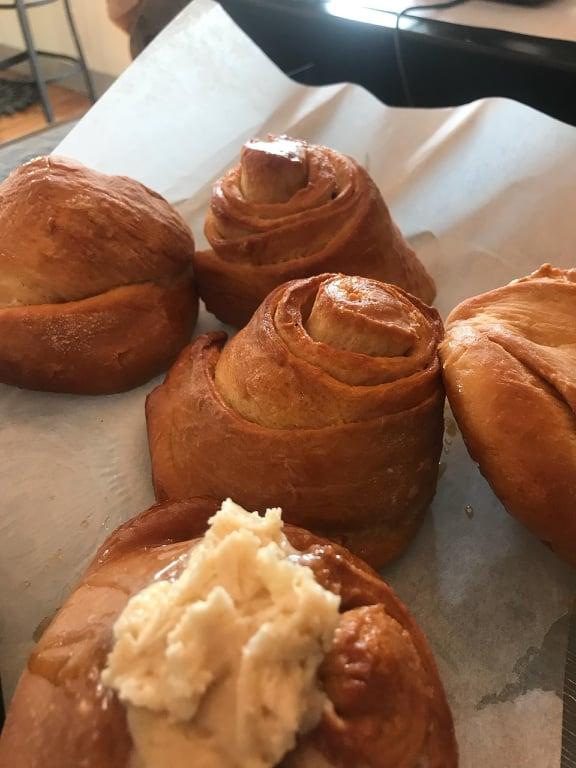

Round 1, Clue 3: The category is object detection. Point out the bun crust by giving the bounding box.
[0,156,197,393]
[440,264,576,566]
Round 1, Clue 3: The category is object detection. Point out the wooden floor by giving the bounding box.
[0,84,91,145]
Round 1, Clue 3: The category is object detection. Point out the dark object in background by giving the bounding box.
[218,0,576,127]
[130,0,191,58]
[0,78,38,117]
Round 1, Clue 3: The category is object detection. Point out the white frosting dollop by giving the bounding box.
[102,499,341,768]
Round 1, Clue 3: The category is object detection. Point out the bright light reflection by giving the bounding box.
[324,1,398,28]
[324,1,424,31]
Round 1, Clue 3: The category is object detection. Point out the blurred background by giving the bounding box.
[0,0,574,154]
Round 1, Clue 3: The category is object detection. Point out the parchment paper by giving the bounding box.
[1,3,575,765]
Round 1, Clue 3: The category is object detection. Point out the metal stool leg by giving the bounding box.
[14,0,53,123]
[62,0,97,103]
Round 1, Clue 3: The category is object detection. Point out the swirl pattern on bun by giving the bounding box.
[193,136,435,327]
[147,273,445,567]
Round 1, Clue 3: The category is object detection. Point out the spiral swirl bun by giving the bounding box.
[0,156,197,394]
[440,264,576,567]
[306,277,418,357]
[0,498,457,768]
[193,136,436,327]
[240,137,308,203]
[147,274,445,567]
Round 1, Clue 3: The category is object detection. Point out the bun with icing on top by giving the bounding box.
[0,497,458,768]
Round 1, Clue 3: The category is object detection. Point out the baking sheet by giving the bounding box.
[1,2,575,765]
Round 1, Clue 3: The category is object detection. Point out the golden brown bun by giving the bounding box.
[193,136,436,327]
[146,274,445,567]
[440,264,576,567]
[0,498,457,768]
[0,156,197,394]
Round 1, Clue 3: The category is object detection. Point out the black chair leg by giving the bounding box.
[63,0,97,103]
[14,0,53,123]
